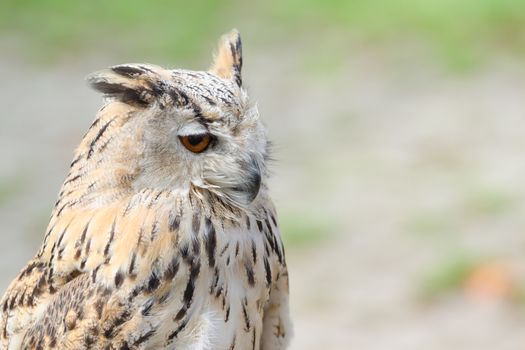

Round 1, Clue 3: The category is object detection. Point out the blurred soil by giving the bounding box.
[1,45,525,349]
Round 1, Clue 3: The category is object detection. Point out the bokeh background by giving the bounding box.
[1,1,525,349]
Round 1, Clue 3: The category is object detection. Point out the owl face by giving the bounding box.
[88,30,267,209]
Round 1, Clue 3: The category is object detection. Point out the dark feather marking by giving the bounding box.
[39,223,56,256]
[158,291,170,304]
[265,227,276,252]
[128,252,137,277]
[230,41,243,87]
[136,226,145,250]
[214,285,223,299]
[17,290,26,307]
[179,243,190,262]
[174,258,201,321]
[70,153,83,168]
[48,226,67,279]
[229,334,236,350]
[114,270,124,287]
[133,328,156,346]
[103,309,131,338]
[219,242,230,257]
[163,256,180,281]
[168,212,180,232]
[146,272,160,293]
[49,336,57,348]
[8,294,17,310]
[128,284,144,302]
[84,333,96,347]
[87,117,115,159]
[79,221,89,247]
[251,240,257,263]
[89,115,102,128]
[211,267,220,292]
[55,201,69,217]
[167,88,190,107]
[265,218,274,236]
[63,174,81,186]
[150,220,160,242]
[242,298,251,331]
[245,261,255,287]
[95,299,105,320]
[122,199,134,217]
[112,65,147,77]
[204,218,217,267]
[271,213,278,227]
[98,137,114,157]
[202,95,217,106]
[167,318,188,341]
[219,96,232,106]
[19,261,45,280]
[148,190,164,209]
[225,305,231,322]
[141,299,154,316]
[192,237,201,256]
[273,236,283,264]
[264,257,272,287]
[92,265,101,283]
[27,277,44,305]
[118,341,130,350]
[103,219,117,257]
[192,212,201,234]
[91,80,152,106]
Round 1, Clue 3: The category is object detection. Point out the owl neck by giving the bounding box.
[51,103,143,217]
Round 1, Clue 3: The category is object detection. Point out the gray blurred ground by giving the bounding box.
[1,43,525,350]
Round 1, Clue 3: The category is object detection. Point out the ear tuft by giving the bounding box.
[87,64,165,106]
[209,29,243,87]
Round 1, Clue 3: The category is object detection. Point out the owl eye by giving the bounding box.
[179,133,212,153]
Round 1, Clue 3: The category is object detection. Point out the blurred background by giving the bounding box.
[1,1,525,349]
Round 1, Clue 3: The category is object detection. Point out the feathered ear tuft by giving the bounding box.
[87,64,165,106]
[209,29,243,87]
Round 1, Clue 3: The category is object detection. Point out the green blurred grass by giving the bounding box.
[0,0,235,63]
[1,0,524,68]
[266,0,525,68]
[279,213,334,250]
[405,210,455,236]
[463,187,516,216]
[419,253,477,301]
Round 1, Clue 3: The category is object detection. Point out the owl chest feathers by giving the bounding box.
[20,189,284,349]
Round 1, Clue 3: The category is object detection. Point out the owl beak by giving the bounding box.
[245,165,261,203]
[233,158,261,205]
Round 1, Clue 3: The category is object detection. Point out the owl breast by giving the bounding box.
[144,212,274,350]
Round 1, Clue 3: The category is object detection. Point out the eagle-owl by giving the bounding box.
[0,29,291,350]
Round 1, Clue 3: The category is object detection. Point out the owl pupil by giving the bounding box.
[188,134,204,146]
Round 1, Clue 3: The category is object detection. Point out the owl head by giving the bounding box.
[85,30,268,211]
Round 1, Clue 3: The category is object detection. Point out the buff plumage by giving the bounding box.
[0,29,291,350]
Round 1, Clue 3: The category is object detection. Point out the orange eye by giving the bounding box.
[179,133,212,153]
